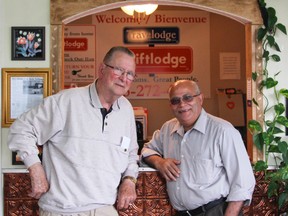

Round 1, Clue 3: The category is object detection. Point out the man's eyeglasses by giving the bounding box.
[104,63,136,81]
[170,93,201,105]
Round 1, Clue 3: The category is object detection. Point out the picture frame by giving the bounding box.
[12,147,43,165]
[1,68,52,127]
[12,152,24,165]
[11,26,45,60]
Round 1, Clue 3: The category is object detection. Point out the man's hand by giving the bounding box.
[144,155,181,181]
[28,162,49,199]
[117,178,137,210]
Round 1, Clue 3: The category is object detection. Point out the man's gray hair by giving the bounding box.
[103,46,135,63]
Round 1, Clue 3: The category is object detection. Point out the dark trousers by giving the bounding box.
[176,201,243,216]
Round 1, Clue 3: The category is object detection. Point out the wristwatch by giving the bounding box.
[123,176,137,184]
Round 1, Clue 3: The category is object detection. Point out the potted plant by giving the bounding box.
[248,0,288,210]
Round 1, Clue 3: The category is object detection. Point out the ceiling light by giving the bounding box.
[121,4,158,16]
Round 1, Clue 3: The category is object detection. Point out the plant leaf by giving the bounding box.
[257,27,267,41]
[264,77,278,89]
[276,116,288,127]
[254,160,268,171]
[253,133,264,150]
[267,35,275,47]
[278,192,288,209]
[280,88,288,97]
[262,132,274,145]
[267,7,276,18]
[267,8,277,30]
[252,98,259,106]
[276,23,287,35]
[268,180,278,198]
[258,0,266,8]
[268,144,280,153]
[252,72,258,81]
[263,50,269,58]
[278,141,288,155]
[248,120,262,132]
[267,126,283,135]
[273,42,281,52]
[275,103,285,115]
[283,153,288,165]
[265,120,273,127]
[271,54,280,62]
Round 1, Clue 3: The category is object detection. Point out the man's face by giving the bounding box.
[169,84,203,131]
[99,51,136,97]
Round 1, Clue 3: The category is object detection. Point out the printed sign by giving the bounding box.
[93,10,210,98]
[123,27,179,44]
[130,46,192,74]
[63,25,96,88]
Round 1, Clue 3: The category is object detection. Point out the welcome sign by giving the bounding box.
[93,10,210,99]
[64,10,210,98]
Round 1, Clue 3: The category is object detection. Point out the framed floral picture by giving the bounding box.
[11,26,45,60]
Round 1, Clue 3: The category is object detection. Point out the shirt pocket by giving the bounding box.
[189,157,214,185]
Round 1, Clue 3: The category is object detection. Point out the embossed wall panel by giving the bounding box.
[5,171,287,215]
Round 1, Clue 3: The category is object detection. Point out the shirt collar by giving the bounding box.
[88,80,120,111]
[171,109,207,136]
[193,109,207,134]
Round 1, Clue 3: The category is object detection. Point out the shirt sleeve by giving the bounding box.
[8,96,63,168]
[122,106,139,179]
[140,129,164,165]
[220,127,256,205]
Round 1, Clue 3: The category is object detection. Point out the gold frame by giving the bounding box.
[1,68,52,127]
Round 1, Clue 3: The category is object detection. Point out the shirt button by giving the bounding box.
[181,155,184,158]
[177,187,180,190]
[105,122,107,125]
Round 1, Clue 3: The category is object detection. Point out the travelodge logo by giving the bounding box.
[64,38,88,51]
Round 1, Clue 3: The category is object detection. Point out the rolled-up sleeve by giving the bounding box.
[140,130,164,166]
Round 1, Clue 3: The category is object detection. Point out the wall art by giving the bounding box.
[11,26,45,60]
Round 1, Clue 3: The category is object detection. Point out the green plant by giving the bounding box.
[248,0,288,209]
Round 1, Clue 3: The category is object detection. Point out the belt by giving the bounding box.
[177,197,227,216]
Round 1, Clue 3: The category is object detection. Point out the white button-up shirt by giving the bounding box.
[141,109,255,211]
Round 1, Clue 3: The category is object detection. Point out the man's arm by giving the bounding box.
[144,155,181,181]
[116,177,137,210]
[224,201,244,216]
[28,162,49,199]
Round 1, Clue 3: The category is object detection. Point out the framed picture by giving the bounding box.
[1,68,52,127]
[12,147,43,165]
[11,26,45,60]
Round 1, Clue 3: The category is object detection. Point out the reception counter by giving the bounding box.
[2,168,287,215]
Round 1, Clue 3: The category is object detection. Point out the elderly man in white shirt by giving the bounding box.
[8,46,139,216]
[141,80,255,216]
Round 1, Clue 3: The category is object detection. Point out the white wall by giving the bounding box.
[0,0,4,214]
[265,0,288,165]
[266,0,288,95]
[0,0,50,170]
[0,0,50,215]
